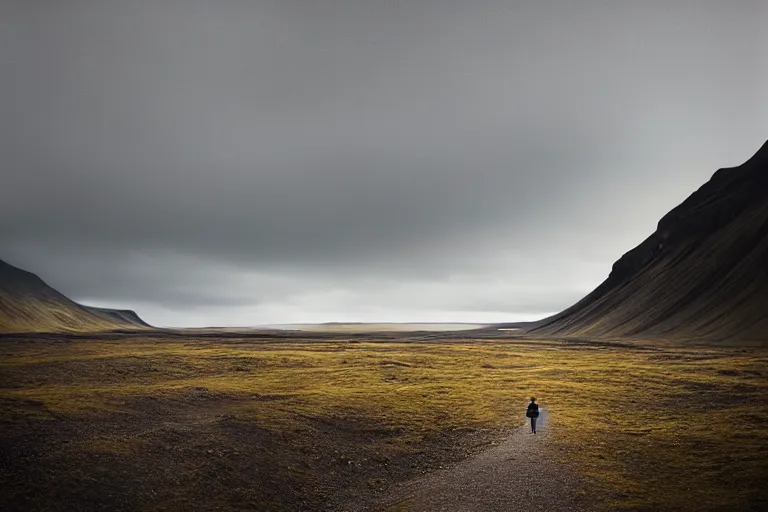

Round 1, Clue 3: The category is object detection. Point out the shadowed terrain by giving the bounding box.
[0,259,150,333]
[531,141,768,344]
[0,334,765,512]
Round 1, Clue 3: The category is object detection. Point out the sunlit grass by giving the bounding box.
[1,337,766,511]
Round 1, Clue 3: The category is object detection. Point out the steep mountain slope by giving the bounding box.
[0,258,150,333]
[531,141,768,344]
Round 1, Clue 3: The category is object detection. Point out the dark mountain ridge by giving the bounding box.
[530,141,768,344]
[0,258,150,333]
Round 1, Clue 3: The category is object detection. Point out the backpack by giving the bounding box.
[526,403,539,418]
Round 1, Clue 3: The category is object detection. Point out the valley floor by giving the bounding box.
[0,331,766,511]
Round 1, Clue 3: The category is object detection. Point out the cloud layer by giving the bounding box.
[2,1,766,326]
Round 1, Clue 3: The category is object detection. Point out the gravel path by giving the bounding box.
[368,409,588,512]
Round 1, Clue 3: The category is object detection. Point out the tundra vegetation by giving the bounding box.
[1,333,766,511]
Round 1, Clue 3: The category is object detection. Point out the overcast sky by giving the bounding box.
[1,1,766,327]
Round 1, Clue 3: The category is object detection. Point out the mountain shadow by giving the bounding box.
[531,141,768,344]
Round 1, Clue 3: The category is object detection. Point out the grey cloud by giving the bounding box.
[1,1,767,326]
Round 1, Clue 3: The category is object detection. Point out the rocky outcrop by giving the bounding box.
[531,141,768,344]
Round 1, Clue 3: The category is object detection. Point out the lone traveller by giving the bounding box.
[526,397,539,434]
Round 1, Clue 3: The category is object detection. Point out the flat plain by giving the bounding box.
[1,330,766,511]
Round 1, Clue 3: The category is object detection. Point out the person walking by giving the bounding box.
[526,397,539,434]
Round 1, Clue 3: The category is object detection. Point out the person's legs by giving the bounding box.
[532,417,537,434]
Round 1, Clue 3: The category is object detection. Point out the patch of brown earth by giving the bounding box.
[0,389,509,512]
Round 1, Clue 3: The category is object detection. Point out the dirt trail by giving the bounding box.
[365,410,587,512]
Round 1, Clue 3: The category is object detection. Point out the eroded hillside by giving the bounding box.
[0,259,149,333]
[531,141,768,344]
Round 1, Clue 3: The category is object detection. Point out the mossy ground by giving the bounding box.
[0,334,766,511]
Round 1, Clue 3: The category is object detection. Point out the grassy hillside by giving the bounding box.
[0,259,149,333]
[532,141,768,344]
